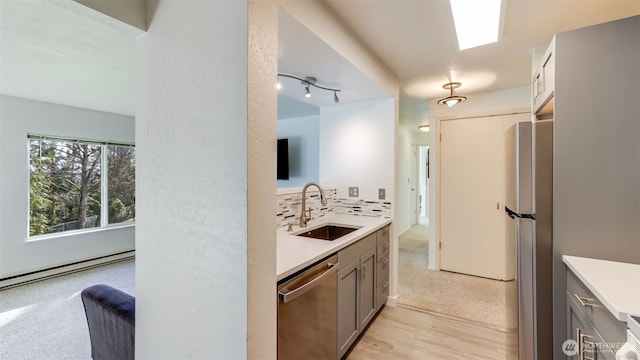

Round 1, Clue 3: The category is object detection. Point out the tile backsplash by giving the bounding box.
[276,186,391,228]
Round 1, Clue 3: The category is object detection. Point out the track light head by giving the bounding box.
[277,73,342,103]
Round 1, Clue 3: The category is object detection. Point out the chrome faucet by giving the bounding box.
[300,182,327,227]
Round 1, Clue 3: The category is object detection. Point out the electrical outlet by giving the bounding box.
[349,187,359,197]
[378,188,386,200]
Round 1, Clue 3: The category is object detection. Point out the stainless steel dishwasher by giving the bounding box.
[278,254,338,359]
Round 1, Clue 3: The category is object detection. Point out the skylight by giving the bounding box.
[450,0,503,50]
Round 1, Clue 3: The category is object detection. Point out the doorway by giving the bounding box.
[409,144,429,227]
[418,146,429,226]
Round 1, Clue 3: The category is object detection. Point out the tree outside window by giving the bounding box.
[29,137,135,237]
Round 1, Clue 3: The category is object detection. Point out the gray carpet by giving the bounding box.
[397,225,516,331]
[0,260,135,360]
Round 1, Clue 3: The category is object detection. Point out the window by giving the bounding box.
[28,136,135,237]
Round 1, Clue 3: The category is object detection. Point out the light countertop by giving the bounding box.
[277,214,391,281]
[563,255,640,321]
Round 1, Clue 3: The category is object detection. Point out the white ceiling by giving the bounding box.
[325,0,639,128]
[0,0,137,116]
[1,0,638,123]
[277,9,389,108]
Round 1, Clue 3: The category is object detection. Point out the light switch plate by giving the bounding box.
[378,188,386,200]
[349,187,359,197]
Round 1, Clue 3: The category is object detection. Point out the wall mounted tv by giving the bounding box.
[277,138,289,180]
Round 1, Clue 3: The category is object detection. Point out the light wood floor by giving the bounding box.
[346,306,518,360]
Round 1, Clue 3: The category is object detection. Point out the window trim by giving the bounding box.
[27,134,136,239]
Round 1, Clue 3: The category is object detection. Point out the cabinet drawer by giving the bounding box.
[338,233,376,271]
[376,275,389,310]
[566,270,626,345]
[376,256,389,284]
[376,226,390,259]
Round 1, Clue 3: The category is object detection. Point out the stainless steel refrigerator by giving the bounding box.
[504,120,553,360]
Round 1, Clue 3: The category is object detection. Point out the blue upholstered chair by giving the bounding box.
[81,284,135,360]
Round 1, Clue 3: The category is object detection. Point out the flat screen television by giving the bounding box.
[277,138,289,180]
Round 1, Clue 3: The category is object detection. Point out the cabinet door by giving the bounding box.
[337,259,359,359]
[533,39,555,114]
[567,294,615,360]
[359,248,376,330]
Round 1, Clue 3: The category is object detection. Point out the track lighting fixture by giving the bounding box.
[437,82,467,107]
[277,73,342,103]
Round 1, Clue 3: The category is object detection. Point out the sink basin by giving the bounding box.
[295,224,361,241]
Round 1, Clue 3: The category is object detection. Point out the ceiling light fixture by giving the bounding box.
[449,0,503,50]
[437,82,467,107]
[419,125,430,132]
[277,73,342,103]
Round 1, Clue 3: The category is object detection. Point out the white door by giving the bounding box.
[440,113,529,280]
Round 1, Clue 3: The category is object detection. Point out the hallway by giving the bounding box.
[397,225,517,331]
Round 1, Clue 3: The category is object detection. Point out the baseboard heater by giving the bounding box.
[0,250,135,290]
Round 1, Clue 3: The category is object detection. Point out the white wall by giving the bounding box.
[428,85,531,269]
[0,95,135,278]
[397,125,413,234]
[319,99,395,201]
[135,0,396,356]
[136,0,277,357]
[277,115,319,188]
[248,2,279,356]
[397,126,429,235]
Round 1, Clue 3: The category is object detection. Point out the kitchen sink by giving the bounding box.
[295,224,361,241]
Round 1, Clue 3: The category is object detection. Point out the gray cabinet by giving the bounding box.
[337,257,359,357]
[376,225,390,310]
[535,16,640,356]
[358,248,377,330]
[532,37,555,115]
[566,269,625,360]
[337,227,386,359]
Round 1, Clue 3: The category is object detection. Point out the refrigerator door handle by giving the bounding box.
[505,206,519,219]
[505,206,537,220]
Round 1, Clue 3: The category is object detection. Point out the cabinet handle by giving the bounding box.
[362,264,366,280]
[382,242,389,250]
[576,327,597,360]
[382,258,389,265]
[574,293,599,308]
[381,280,389,288]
